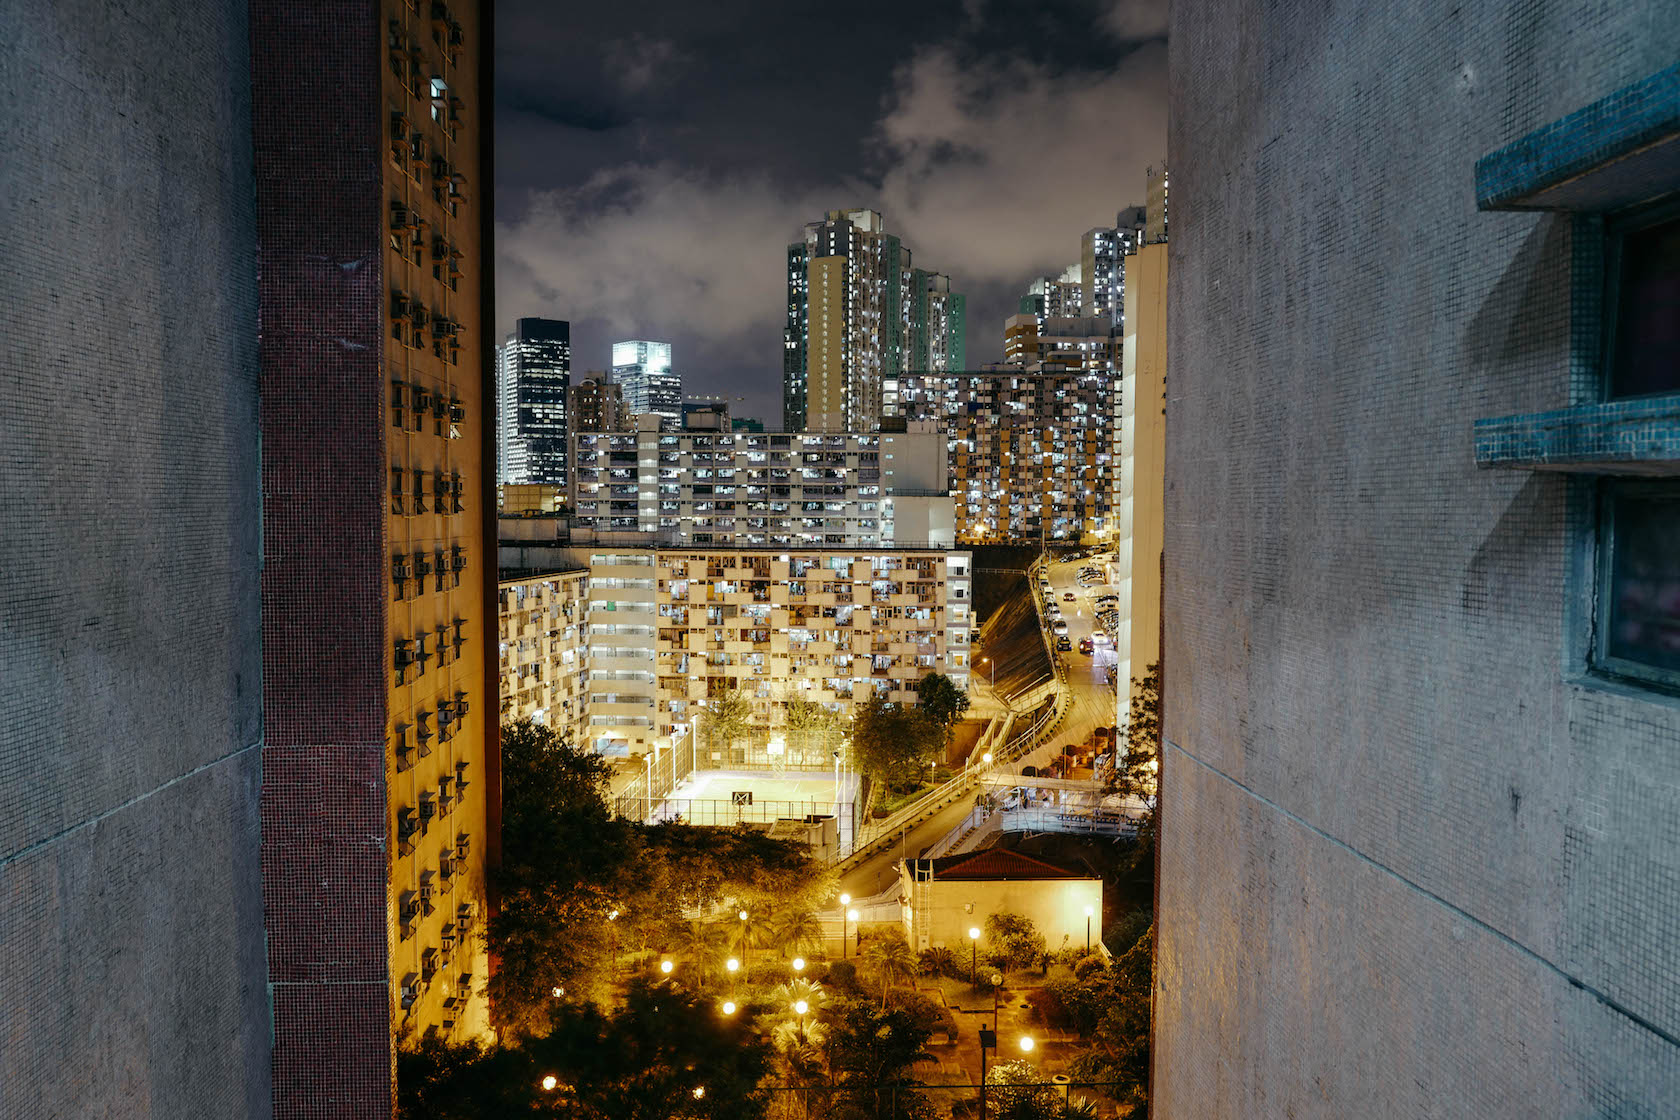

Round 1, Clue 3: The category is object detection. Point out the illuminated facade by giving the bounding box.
[569,423,954,548]
[498,570,589,744]
[784,209,966,431]
[891,370,1115,544]
[611,340,681,431]
[496,317,570,486]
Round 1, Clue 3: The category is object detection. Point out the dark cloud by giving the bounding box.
[494,0,1167,424]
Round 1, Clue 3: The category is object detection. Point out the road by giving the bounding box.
[836,554,1121,902]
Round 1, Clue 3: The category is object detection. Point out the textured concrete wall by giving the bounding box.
[0,2,270,1117]
[1159,2,1680,1116]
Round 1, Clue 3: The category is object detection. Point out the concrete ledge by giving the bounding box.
[1473,395,1680,475]
[1475,63,1680,212]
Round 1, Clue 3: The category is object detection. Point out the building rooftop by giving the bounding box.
[918,848,1089,882]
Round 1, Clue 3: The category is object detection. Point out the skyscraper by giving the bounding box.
[611,339,681,430]
[252,0,495,1109]
[568,372,628,433]
[497,317,571,486]
[784,209,965,432]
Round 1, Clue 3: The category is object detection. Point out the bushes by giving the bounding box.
[1073,954,1106,980]
[984,912,1047,969]
[918,945,958,978]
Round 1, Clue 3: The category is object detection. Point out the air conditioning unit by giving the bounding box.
[418,793,435,820]
[454,762,469,792]
[440,922,456,950]
[397,809,418,842]
[455,832,470,859]
[399,891,420,922]
[400,973,422,1010]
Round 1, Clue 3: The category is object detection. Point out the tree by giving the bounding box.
[763,906,824,958]
[1108,662,1161,805]
[914,672,971,745]
[398,980,773,1120]
[850,695,941,788]
[985,912,1047,970]
[785,695,843,761]
[824,999,938,1119]
[703,686,753,757]
[860,929,919,1008]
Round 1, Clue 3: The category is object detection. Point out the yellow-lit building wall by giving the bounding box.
[1116,242,1167,732]
[382,0,491,1044]
[807,256,847,431]
[899,871,1104,956]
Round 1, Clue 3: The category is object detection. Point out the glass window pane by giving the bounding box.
[1603,483,1680,678]
[1610,215,1680,399]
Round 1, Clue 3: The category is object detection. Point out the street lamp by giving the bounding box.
[990,972,1003,1031]
[980,656,994,692]
[982,752,992,766]
[1019,1036,1035,1053]
[660,959,674,975]
[846,909,860,958]
[793,999,809,1016]
[692,1086,706,1100]
[1085,904,1094,953]
[541,1075,558,1092]
[969,926,981,984]
[791,957,805,973]
[726,957,739,974]
[608,909,620,966]
[738,909,750,980]
[721,1000,737,1016]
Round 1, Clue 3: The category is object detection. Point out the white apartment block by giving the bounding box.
[496,548,972,757]
[568,420,955,549]
[496,569,589,743]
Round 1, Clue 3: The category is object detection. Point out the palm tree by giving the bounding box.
[770,977,828,1012]
[861,931,919,1008]
[764,907,824,959]
[668,919,730,981]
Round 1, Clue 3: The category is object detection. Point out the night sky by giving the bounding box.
[493,0,1167,425]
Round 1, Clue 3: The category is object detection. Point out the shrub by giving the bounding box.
[919,946,957,977]
[825,959,861,994]
[984,912,1046,969]
[1073,954,1106,980]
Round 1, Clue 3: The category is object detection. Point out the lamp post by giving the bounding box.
[847,909,860,957]
[969,926,981,984]
[978,1026,995,1120]
[609,909,620,967]
[738,909,750,981]
[791,957,805,974]
[990,972,1003,1032]
[660,959,673,975]
[839,894,852,958]
[1084,904,1093,954]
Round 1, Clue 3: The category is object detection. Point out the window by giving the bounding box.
[1474,64,1680,699]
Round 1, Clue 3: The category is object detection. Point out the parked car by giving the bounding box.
[1079,637,1094,654]
[1093,631,1112,646]
[1053,620,1069,636]
[1096,593,1119,605]
[1062,591,1076,602]
[1056,635,1073,651]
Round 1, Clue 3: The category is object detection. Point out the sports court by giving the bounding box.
[652,769,860,832]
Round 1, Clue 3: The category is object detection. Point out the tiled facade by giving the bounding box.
[252,0,493,1113]
[889,371,1115,544]
[498,570,590,744]
[2,1,270,1114]
[568,425,953,548]
[1160,2,1680,1115]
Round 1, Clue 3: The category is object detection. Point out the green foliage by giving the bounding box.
[917,945,957,977]
[397,979,772,1120]
[1108,663,1161,805]
[984,912,1047,969]
[824,998,936,1091]
[1073,954,1106,981]
[985,1059,1059,1120]
[702,686,754,754]
[762,906,824,958]
[784,695,844,757]
[850,695,942,786]
[914,671,972,743]
[860,928,919,1007]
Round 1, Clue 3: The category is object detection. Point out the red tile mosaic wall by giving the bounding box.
[251,0,396,1114]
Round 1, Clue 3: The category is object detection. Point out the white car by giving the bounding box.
[1052,620,1069,636]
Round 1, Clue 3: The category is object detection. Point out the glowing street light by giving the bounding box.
[692,1086,706,1100]
[660,959,674,974]
[551,986,564,999]
[726,958,740,973]
[793,999,809,1016]
[791,957,805,972]
[982,752,993,766]
[721,1000,737,1015]
[1085,904,1095,952]
[969,926,981,983]
[1019,1036,1035,1053]
[541,1075,558,1092]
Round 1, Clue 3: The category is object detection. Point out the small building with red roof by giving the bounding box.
[898,848,1104,957]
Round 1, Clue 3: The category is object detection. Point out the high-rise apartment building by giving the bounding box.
[612,340,681,430]
[891,370,1115,544]
[496,317,571,486]
[1020,264,1085,323]
[1113,238,1166,716]
[498,569,590,745]
[785,209,966,431]
[1001,315,1122,372]
[1161,4,1677,1115]
[1144,164,1168,244]
[569,422,953,548]
[495,549,973,756]
[569,372,628,434]
[253,0,495,1110]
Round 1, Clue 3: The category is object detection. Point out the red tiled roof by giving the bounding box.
[922,849,1088,881]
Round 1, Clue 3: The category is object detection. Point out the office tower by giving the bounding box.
[570,423,952,548]
[893,370,1115,544]
[3,2,271,1114]
[252,0,494,1109]
[611,340,681,430]
[785,209,965,432]
[569,372,627,434]
[1161,5,1678,1117]
[497,317,571,485]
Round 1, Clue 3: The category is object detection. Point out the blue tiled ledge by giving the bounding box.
[1476,64,1680,212]
[1475,395,1680,475]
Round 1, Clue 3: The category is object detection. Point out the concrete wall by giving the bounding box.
[1114,241,1167,726]
[903,873,1103,958]
[1160,2,1680,1115]
[0,2,270,1116]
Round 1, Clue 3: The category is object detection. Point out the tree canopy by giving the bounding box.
[850,695,942,787]
[914,672,971,744]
